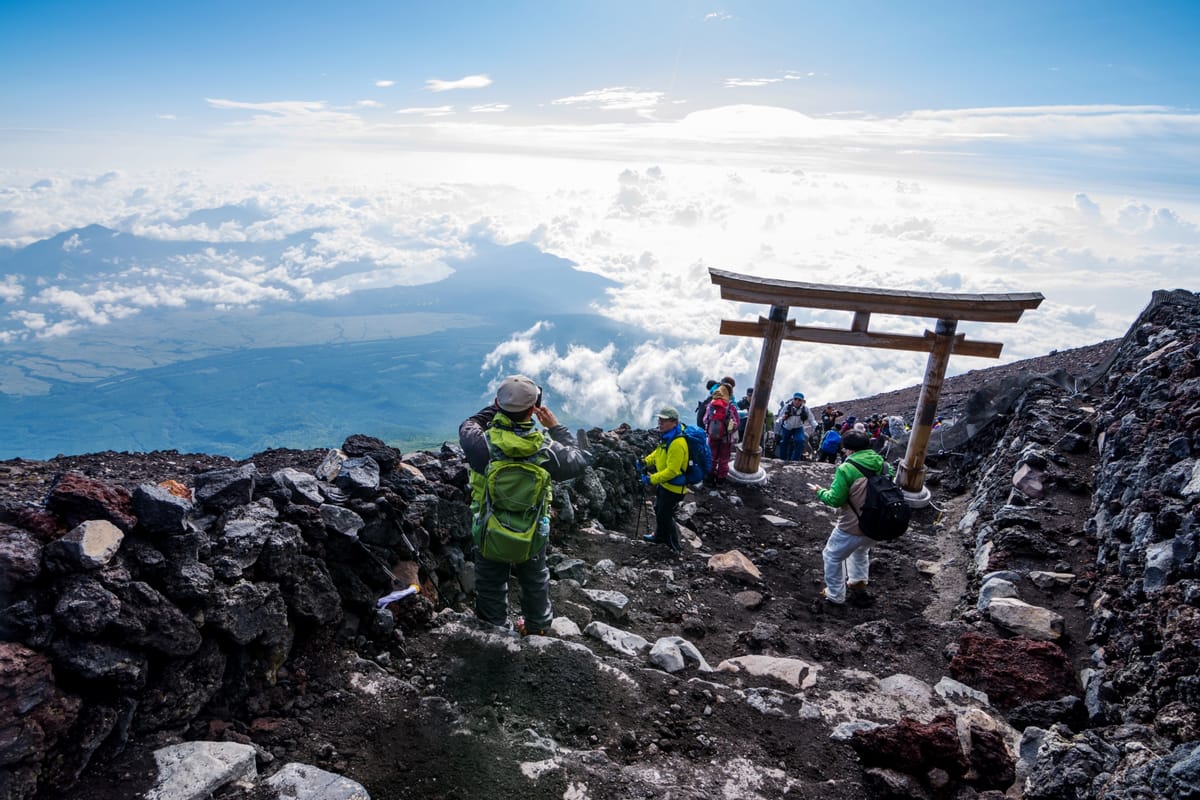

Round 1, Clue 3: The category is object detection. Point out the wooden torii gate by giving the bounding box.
[710,268,1043,501]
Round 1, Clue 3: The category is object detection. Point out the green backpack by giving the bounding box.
[472,424,553,563]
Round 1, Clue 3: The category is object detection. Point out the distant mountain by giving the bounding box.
[0,224,630,459]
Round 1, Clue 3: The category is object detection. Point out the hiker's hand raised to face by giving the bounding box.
[807,482,822,492]
[533,405,559,428]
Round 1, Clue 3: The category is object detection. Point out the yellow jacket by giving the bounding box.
[644,426,690,495]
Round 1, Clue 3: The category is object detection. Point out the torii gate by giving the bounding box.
[710,268,1043,502]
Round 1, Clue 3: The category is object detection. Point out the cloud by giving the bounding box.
[470,103,510,114]
[374,80,395,88]
[157,113,177,120]
[395,105,455,117]
[704,11,733,22]
[357,99,384,109]
[206,98,364,133]
[426,74,492,92]
[552,87,664,113]
[0,276,23,302]
[724,78,783,88]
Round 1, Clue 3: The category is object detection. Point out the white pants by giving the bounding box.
[821,526,872,604]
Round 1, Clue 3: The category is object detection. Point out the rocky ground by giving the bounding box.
[3,293,1199,800]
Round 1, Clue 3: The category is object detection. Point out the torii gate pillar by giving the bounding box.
[730,305,788,482]
[895,318,957,502]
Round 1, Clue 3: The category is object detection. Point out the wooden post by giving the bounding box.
[734,305,788,477]
[896,318,957,495]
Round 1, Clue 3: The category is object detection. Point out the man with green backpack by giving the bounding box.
[459,374,590,635]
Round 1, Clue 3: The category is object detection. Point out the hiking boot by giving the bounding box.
[516,616,551,637]
[820,588,845,606]
[642,534,663,545]
[847,581,874,608]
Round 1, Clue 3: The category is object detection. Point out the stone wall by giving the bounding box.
[0,430,649,799]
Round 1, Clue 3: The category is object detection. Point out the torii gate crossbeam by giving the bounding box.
[710,268,1043,501]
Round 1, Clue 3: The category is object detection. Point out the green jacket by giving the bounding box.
[816,449,890,536]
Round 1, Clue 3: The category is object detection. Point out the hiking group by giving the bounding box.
[460,373,910,634]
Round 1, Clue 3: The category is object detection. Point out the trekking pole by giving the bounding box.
[634,463,647,537]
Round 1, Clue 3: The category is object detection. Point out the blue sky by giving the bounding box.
[4,1,1197,127]
[1,1,1199,421]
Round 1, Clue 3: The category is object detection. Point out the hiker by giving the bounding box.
[735,387,754,442]
[806,429,891,607]
[816,426,842,464]
[820,405,841,433]
[778,392,813,461]
[694,379,719,427]
[641,406,689,553]
[459,374,590,635]
[704,381,738,484]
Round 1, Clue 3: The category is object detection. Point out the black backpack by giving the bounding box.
[844,460,912,541]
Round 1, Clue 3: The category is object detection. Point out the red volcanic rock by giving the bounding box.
[45,472,136,533]
[949,631,1078,710]
[850,713,968,778]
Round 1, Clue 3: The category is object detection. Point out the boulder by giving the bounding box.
[948,632,1077,710]
[0,526,43,591]
[132,484,193,534]
[707,550,762,583]
[194,464,259,513]
[42,520,124,573]
[45,472,137,532]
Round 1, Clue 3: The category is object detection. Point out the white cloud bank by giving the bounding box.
[1,100,1197,425]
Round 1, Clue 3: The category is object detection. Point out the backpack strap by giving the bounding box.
[841,459,881,525]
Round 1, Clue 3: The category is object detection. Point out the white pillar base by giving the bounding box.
[902,486,932,508]
[728,465,768,485]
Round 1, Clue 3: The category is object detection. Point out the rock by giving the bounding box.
[1058,433,1090,454]
[551,558,589,584]
[147,741,258,800]
[213,501,279,578]
[760,514,797,527]
[267,761,372,800]
[716,655,820,690]
[948,632,1077,710]
[583,621,649,657]
[733,590,764,610]
[934,677,989,707]
[580,588,630,619]
[1007,695,1087,731]
[45,472,137,532]
[850,713,969,779]
[49,639,147,692]
[323,455,380,496]
[108,580,203,657]
[53,575,121,636]
[1028,571,1074,589]
[194,464,259,513]
[342,433,401,473]
[0,525,43,590]
[707,550,762,583]
[977,577,1018,613]
[549,617,581,638]
[273,469,324,505]
[132,484,193,534]
[208,581,288,646]
[648,636,713,673]
[42,520,124,572]
[1011,464,1045,499]
[320,504,365,538]
[986,597,1065,641]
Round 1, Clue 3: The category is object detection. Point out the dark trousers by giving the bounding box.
[474,544,552,630]
[653,486,683,552]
